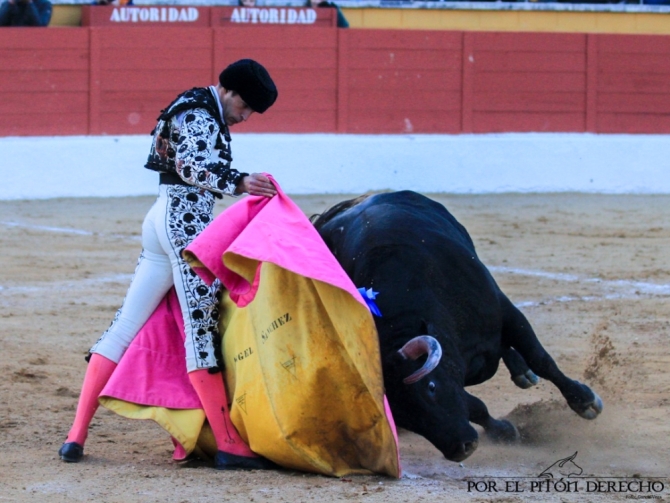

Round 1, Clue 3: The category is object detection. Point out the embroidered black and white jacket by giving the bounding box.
[145,87,247,195]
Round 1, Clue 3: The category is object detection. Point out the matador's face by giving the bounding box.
[221,90,254,127]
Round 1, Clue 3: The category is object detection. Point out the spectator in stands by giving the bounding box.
[308,0,348,28]
[0,0,51,26]
[239,0,256,6]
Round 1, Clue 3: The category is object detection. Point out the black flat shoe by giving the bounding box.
[58,442,84,462]
[214,450,277,471]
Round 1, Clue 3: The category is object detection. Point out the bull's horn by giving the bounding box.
[398,335,443,384]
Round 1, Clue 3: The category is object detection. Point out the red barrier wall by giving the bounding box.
[597,35,670,133]
[1,29,89,136]
[2,27,670,136]
[465,32,588,133]
[343,30,463,134]
[91,27,213,135]
[215,27,339,133]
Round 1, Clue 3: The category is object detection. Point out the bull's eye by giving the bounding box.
[428,381,436,393]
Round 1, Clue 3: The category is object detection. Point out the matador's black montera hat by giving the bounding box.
[219,59,278,114]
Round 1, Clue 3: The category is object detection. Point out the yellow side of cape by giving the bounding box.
[212,262,399,477]
[100,261,400,478]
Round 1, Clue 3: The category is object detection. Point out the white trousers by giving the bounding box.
[90,184,221,372]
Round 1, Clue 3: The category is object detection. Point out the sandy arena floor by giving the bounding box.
[1,192,669,502]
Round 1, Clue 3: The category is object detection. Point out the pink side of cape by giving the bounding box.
[100,288,201,409]
[185,176,367,308]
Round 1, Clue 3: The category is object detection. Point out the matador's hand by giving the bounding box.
[238,173,277,198]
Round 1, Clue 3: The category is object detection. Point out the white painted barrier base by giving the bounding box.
[2,133,669,200]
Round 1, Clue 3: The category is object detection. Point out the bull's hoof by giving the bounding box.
[485,419,519,443]
[512,370,540,389]
[568,390,603,420]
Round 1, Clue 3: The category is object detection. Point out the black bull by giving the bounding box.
[311,191,603,462]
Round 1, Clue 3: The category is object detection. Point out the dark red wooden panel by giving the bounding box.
[473,112,585,133]
[99,112,153,134]
[220,48,337,70]
[99,97,167,129]
[0,92,87,115]
[348,90,461,111]
[0,27,88,49]
[469,32,588,132]
[599,53,670,75]
[213,27,339,133]
[347,29,462,50]
[0,70,88,93]
[270,89,337,111]
[597,112,670,133]
[586,34,597,132]
[598,72,670,94]
[462,31,474,133]
[347,110,462,134]
[100,91,192,113]
[269,69,337,89]
[0,49,88,70]
[5,27,670,136]
[233,110,337,133]
[343,29,462,134]
[598,92,670,113]
[348,49,460,70]
[96,26,211,49]
[93,27,213,134]
[472,32,586,52]
[97,101,182,135]
[598,34,670,54]
[1,112,89,136]
[215,25,336,49]
[474,72,586,93]
[348,69,460,91]
[100,69,211,92]
[474,51,585,72]
[594,33,670,133]
[0,28,89,136]
[475,91,585,112]
[100,50,211,71]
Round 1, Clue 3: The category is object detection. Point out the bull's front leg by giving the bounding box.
[502,347,539,389]
[500,296,603,420]
[466,392,519,442]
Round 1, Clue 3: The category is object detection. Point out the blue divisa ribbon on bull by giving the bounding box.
[358,287,382,317]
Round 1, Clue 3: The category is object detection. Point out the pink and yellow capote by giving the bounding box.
[98,177,401,477]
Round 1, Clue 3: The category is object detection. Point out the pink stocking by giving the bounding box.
[188,369,257,458]
[66,353,117,445]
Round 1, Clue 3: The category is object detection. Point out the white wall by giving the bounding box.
[2,133,669,199]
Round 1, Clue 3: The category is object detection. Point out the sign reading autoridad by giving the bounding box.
[211,6,336,27]
[80,6,336,27]
[81,5,210,26]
